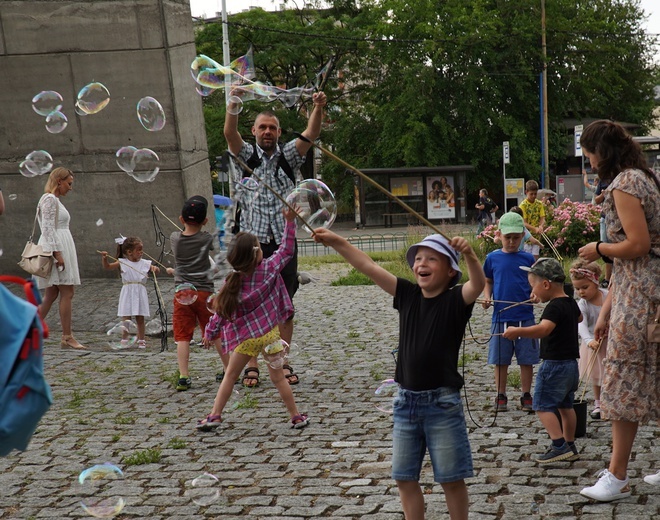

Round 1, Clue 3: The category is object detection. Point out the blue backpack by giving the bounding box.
[0,275,53,456]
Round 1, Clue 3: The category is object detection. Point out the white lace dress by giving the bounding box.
[36,193,80,289]
[117,258,152,317]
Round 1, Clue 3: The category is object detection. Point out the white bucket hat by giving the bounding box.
[406,235,462,287]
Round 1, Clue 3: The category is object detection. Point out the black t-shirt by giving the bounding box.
[393,278,474,391]
[539,296,580,360]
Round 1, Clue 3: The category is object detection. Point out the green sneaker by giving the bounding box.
[176,377,192,391]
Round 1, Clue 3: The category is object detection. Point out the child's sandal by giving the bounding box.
[196,414,222,431]
[137,340,147,349]
[291,414,309,429]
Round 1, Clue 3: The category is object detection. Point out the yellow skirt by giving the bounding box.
[234,328,280,357]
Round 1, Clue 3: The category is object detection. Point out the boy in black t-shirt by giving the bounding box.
[503,258,582,464]
[313,228,485,520]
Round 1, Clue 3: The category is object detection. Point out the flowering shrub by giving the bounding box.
[476,199,600,258]
[541,199,600,257]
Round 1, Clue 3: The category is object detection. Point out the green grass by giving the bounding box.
[507,368,521,389]
[457,352,481,368]
[234,391,259,410]
[114,415,136,425]
[65,389,100,409]
[167,438,188,449]
[122,448,162,466]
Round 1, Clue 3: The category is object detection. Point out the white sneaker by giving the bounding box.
[580,470,631,502]
[644,470,660,486]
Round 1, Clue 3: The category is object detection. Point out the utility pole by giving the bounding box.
[221,0,234,198]
[541,0,550,189]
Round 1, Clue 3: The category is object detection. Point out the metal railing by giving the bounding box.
[298,233,410,256]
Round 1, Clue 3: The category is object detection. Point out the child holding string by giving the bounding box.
[569,259,607,420]
[100,235,159,348]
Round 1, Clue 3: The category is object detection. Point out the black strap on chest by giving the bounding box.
[245,145,296,184]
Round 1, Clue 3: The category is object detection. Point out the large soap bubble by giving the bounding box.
[136,96,166,131]
[185,472,222,506]
[45,110,68,134]
[190,55,222,84]
[25,150,53,175]
[77,82,110,115]
[262,339,289,369]
[226,95,243,116]
[32,91,63,116]
[175,283,197,305]
[115,146,137,173]
[19,160,39,178]
[374,379,398,414]
[106,320,137,350]
[285,179,337,233]
[78,463,125,518]
[128,148,159,183]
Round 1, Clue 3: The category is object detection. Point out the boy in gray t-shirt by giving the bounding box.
[166,196,227,391]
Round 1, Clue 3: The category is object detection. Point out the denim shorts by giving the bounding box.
[488,320,540,365]
[391,387,473,483]
[533,359,579,412]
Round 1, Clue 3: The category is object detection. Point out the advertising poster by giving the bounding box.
[426,176,456,219]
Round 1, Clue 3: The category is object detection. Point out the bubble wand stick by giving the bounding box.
[291,132,450,240]
[227,151,317,236]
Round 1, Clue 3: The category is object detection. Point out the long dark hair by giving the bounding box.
[214,232,260,321]
[580,120,651,181]
[116,236,142,259]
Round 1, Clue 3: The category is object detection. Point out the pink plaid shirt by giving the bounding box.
[205,220,296,353]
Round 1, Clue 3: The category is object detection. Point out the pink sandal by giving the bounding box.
[291,414,309,429]
[196,414,222,431]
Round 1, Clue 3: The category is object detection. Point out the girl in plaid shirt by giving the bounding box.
[197,207,309,431]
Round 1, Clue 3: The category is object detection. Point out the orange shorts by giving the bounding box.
[172,291,213,342]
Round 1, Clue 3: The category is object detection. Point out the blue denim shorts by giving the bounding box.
[488,320,540,365]
[391,387,473,484]
[533,359,579,412]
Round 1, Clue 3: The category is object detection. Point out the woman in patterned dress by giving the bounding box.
[577,120,659,502]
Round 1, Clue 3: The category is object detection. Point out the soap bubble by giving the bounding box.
[106,320,137,350]
[77,82,110,115]
[195,84,214,97]
[286,179,337,233]
[25,150,53,175]
[185,472,221,506]
[8,194,17,201]
[19,161,39,178]
[115,146,137,173]
[128,148,159,183]
[32,90,63,116]
[374,379,398,414]
[136,96,166,131]
[45,110,68,133]
[145,318,162,336]
[74,102,88,116]
[206,293,218,313]
[262,339,289,369]
[239,177,259,190]
[96,219,104,227]
[226,95,243,116]
[175,283,197,305]
[78,463,125,518]
[190,55,222,84]
[283,340,300,360]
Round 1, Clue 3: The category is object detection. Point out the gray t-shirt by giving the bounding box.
[170,230,214,292]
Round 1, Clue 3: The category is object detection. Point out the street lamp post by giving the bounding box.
[541,0,550,189]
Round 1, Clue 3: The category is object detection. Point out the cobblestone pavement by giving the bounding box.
[1,262,658,519]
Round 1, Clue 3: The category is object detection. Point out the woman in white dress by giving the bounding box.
[37,167,85,349]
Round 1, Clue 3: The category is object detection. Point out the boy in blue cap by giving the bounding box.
[313,227,485,520]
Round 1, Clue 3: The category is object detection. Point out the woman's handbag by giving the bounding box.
[18,202,56,279]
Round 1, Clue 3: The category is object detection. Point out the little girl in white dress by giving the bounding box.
[100,236,159,348]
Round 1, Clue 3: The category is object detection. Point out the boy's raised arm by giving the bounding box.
[313,228,397,296]
[451,237,485,305]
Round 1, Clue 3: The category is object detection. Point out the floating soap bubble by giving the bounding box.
[175,283,197,305]
[136,96,166,132]
[45,110,68,133]
[19,161,39,178]
[206,293,218,313]
[106,320,137,350]
[7,194,17,201]
[78,463,125,518]
[286,179,337,233]
[239,177,258,191]
[262,339,289,369]
[190,55,222,83]
[115,146,137,173]
[195,84,214,97]
[145,318,162,336]
[375,379,398,414]
[226,95,243,116]
[185,473,221,506]
[74,102,88,116]
[128,148,159,183]
[284,341,300,360]
[25,150,53,175]
[32,90,63,116]
[77,82,110,115]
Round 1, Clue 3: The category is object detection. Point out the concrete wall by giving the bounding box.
[0,0,214,277]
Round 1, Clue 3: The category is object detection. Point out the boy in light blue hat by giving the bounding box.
[313,228,485,520]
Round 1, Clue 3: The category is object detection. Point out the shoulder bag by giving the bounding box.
[18,197,58,279]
